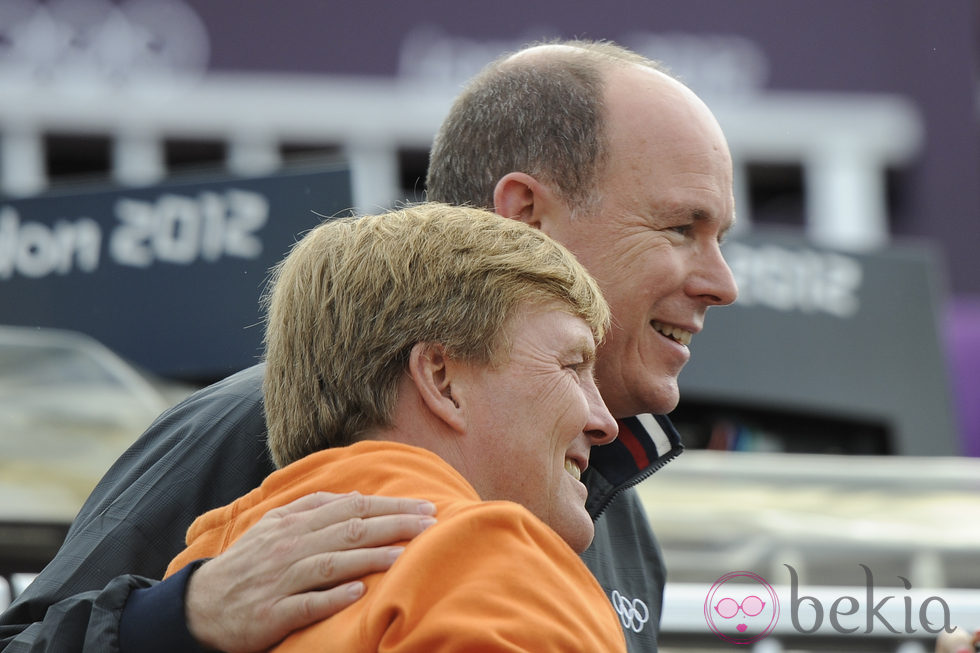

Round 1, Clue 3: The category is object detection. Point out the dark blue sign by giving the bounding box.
[678,229,957,456]
[0,163,352,380]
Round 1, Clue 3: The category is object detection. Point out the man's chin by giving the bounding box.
[557,508,596,554]
[613,380,680,418]
[566,522,595,554]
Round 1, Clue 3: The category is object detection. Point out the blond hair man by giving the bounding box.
[3,39,737,653]
[167,204,625,651]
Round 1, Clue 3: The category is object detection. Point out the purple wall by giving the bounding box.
[178,0,980,453]
[948,299,980,456]
[185,0,980,294]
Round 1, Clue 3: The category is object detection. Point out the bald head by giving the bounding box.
[501,41,656,67]
[426,40,738,418]
[534,57,737,417]
[425,40,669,213]
[598,59,732,201]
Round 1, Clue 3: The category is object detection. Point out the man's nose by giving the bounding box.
[583,379,618,445]
[689,243,739,306]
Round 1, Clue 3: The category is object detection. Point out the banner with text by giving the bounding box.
[0,164,352,380]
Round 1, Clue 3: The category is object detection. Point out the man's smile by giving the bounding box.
[651,320,694,346]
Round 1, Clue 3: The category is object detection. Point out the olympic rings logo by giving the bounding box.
[0,0,209,90]
[611,590,650,633]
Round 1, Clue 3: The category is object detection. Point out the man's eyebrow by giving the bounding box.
[577,340,598,363]
[719,216,736,243]
[563,336,597,362]
[662,206,713,224]
[581,345,597,363]
[689,206,735,242]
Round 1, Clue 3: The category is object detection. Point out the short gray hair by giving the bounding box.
[426,39,666,213]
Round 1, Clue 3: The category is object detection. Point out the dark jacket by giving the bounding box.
[0,363,682,653]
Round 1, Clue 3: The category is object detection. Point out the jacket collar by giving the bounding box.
[584,414,684,519]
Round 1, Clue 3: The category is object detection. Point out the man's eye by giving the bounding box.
[669,224,693,236]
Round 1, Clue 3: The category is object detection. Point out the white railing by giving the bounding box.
[0,73,921,250]
[0,573,37,612]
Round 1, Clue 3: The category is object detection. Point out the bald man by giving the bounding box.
[1,40,736,653]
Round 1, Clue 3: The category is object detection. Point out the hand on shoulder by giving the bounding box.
[184,491,436,652]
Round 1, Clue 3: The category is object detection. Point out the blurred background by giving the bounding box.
[0,1,978,650]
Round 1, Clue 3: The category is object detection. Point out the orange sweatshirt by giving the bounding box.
[167,440,626,652]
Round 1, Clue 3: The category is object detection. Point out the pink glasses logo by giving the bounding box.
[715,595,766,619]
[705,571,780,644]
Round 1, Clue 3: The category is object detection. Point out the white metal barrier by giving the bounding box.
[0,72,922,249]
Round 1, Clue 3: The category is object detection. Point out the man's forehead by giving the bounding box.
[516,306,598,350]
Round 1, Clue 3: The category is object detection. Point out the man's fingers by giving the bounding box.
[266,491,352,516]
[300,492,437,532]
[274,515,436,596]
[265,491,432,518]
[269,581,368,639]
[230,547,410,646]
[290,545,410,591]
[263,492,436,535]
[331,513,438,550]
[183,494,436,652]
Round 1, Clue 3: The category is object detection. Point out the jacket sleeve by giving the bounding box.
[1,568,205,653]
[118,563,209,653]
[0,365,275,653]
[1,575,149,653]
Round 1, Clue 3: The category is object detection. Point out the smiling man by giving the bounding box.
[426,41,737,649]
[166,203,626,651]
[525,59,737,418]
[0,39,736,653]
[443,304,609,554]
[431,44,738,419]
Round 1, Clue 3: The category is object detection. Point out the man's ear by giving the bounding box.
[408,342,465,433]
[493,172,565,232]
